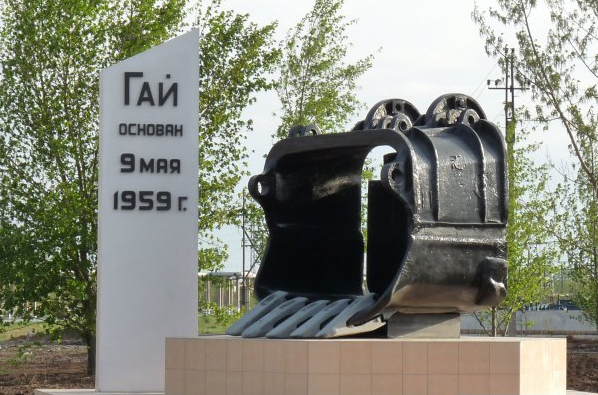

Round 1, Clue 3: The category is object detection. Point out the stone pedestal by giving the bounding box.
[164,335,566,395]
[387,313,461,338]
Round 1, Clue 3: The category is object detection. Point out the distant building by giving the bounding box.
[198,271,256,312]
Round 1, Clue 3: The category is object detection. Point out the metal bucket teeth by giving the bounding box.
[315,294,383,338]
[241,297,308,338]
[225,290,288,336]
[290,298,352,338]
[266,300,330,339]
[228,293,383,339]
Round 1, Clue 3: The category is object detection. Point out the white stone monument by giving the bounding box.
[96,30,199,392]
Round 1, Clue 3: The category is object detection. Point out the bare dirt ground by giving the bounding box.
[0,335,597,394]
[0,337,93,395]
[567,336,598,393]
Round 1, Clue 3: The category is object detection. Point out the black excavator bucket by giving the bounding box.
[227,94,508,339]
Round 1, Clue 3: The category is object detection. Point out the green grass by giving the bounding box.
[0,322,47,342]
[198,315,230,334]
[0,315,234,341]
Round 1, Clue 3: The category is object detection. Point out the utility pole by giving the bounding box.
[241,193,247,309]
[239,192,268,310]
[487,47,528,337]
[487,46,528,203]
[242,213,263,270]
[487,47,527,134]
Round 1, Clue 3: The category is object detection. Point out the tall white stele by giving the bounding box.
[97,30,199,392]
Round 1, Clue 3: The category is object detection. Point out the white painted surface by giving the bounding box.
[96,30,199,392]
[462,310,597,333]
[519,310,597,333]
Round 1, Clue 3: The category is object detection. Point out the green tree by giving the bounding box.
[473,0,598,328]
[0,0,279,374]
[474,122,557,336]
[194,0,279,274]
[275,0,375,138]
[0,0,186,374]
[553,154,598,325]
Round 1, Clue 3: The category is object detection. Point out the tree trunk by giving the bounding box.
[491,307,497,337]
[506,311,517,336]
[83,332,96,376]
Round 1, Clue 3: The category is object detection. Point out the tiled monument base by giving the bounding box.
[164,335,566,395]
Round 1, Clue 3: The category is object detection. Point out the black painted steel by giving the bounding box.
[238,94,508,338]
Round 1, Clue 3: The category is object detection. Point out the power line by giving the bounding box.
[487,47,528,133]
[471,62,499,100]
